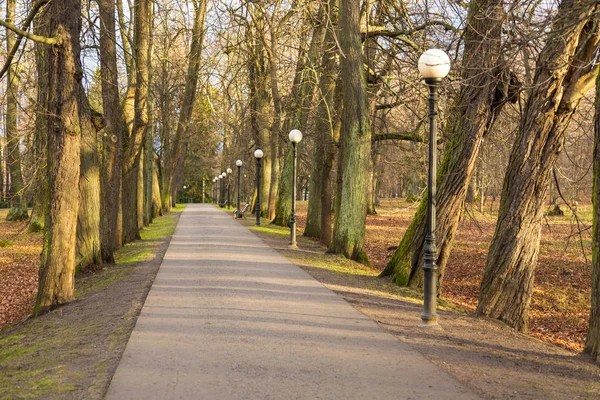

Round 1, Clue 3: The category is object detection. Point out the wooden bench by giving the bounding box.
[234,203,250,218]
[219,200,228,208]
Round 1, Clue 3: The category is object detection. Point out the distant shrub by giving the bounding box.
[545,204,565,217]
[0,239,13,248]
[28,221,44,233]
[6,207,29,222]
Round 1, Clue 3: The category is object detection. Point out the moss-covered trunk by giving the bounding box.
[329,0,371,263]
[273,4,326,227]
[477,0,600,331]
[267,29,283,221]
[98,0,124,262]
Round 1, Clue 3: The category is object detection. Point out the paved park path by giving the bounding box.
[105,204,479,399]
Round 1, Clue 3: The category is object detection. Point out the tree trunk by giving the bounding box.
[320,82,342,247]
[151,153,163,217]
[477,0,599,331]
[304,0,337,241]
[30,6,50,231]
[585,68,600,363]
[122,0,150,244]
[329,0,371,263]
[144,0,155,226]
[162,0,207,211]
[246,3,279,219]
[98,0,124,261]
[368,140,381,215]
[76,100,101,270]
[275,3,327,228]
[137,149,145,230]
[5,0,28,222]
[273,148,293,226]
[267,28,283,221]
[380,0,508,289]
[36,0,83,312]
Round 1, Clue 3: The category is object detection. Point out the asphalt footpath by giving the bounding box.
[105,204,478,399]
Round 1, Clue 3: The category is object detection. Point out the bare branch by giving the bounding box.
[0,0,54,81]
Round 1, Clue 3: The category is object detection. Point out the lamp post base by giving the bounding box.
[419,313,442,329]
[288,243,298,249]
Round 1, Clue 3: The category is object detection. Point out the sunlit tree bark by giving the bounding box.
[477,0,600,331]
[122,0,150,244]
[36,0,84,312]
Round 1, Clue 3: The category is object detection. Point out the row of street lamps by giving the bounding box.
[211,170,232,209]
[209,49,449,329]
[213,129,303,248]
[251,129,303,243]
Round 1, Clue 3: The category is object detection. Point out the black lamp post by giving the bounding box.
[288,129,303,248]
[236,160,242,217]
[213,177,217,204]
[218,175,223,206]
[226,168,232,209]
[417,48,450,328]
[254,149,263,226]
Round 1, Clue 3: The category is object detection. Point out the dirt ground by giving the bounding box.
[0,209,182,400]
[296,199,593,352]
[242,217,600,399]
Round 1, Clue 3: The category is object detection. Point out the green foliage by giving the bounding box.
[0,240,13,248]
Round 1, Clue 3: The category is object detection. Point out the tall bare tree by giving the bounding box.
[162,0,208,210]
[381,0,509,289]
[303,0,339,245]
[477,0,600,331]
[98,0,125,262]
[329,0,371,262]
[122,0,150,244]
[35,0,86,312]
[5,0,28,221]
